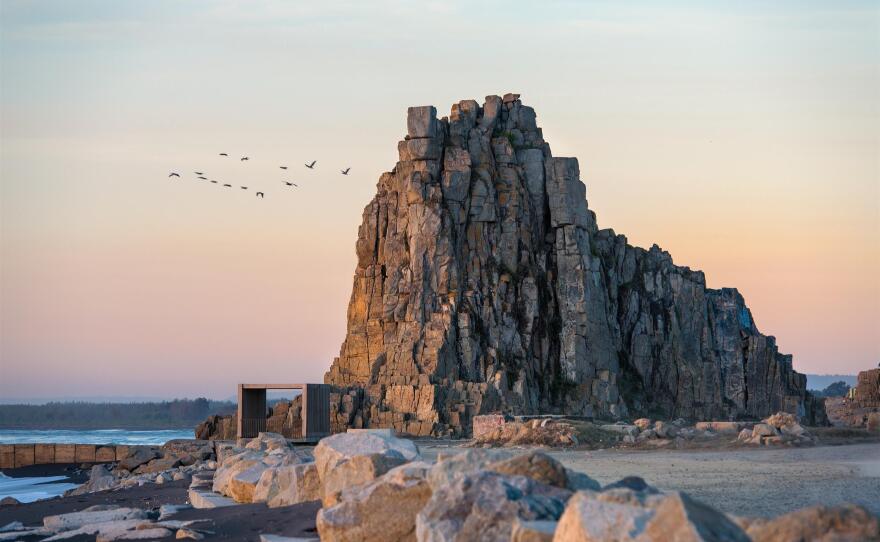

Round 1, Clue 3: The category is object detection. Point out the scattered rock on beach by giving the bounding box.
[416,470,571,542]
[317,461,433,542]
[470,417,582,447]
[554,489,750,542]
[314,429,420,506]
[511,519,557,542]
[67,464,117,496]
[485,451,569,489]
[42,505,149,532]
[253,462,321,507]
[117,448,159,472]
[745,504,879,542]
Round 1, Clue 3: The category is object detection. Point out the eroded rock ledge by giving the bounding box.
[324,94,825,437]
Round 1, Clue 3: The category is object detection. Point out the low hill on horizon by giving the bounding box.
[805,374,857,391]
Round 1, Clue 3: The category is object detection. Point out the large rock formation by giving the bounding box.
[324,93,825,436]
[853,368,880,408]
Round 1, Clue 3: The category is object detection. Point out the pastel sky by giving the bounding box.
[1,1,878,401]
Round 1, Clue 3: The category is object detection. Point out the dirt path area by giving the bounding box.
[422,441,880,518]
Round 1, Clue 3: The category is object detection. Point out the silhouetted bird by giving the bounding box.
[223,184,232,188]
[197,176,207,180]
[219,153,228,156]
[256,192,264,198]
[210,180,218,184]
[279,166,288,170]
[241,157,249,161]
[341,167,350,175]
[283,181,298,187]
[169,173,180,178]
[194,171,204,175]
[304,160,316,169]
[240,186,248,190]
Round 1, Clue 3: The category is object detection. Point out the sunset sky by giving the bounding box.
[1,1,878,401]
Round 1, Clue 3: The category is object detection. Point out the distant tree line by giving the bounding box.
[0,398,236,429]
[811,381,851,398]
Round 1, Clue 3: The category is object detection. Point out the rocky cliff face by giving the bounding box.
[324,94,825,436]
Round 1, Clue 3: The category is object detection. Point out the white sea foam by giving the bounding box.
[0,428,192,445]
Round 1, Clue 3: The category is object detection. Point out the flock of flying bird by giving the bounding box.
[168,154,351,199]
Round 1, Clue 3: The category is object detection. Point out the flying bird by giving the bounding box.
[279,166,288,170]
[256,192,264,198]
[241,157,249,161]
[240,186,248,190]
[223,184,232,188]
[168,172,180,178]
[341,167,350,175]
[219,153,228,156]
[197,176,207,180]
[210,180,218,184]
[194,171,204,175]
[283,181,298,187]
[304,161,316,169]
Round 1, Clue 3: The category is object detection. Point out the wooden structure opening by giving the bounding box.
[237,383,330,442]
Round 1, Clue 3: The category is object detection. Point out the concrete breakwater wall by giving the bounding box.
[0,443,151,469]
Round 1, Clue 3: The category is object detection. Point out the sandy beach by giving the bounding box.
[0,440,878,540]
[419,440,880,518]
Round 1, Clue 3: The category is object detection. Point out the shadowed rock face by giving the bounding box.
[324,94,825,437]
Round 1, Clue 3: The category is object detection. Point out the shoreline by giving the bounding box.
[0,437,876,540]
[0,478,321,541]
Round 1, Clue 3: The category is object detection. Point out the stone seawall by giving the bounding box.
[0,443,154,469]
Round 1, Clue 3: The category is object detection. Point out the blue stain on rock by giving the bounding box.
[738,308,752,330]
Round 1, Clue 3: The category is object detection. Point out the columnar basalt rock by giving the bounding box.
[324,94,825,436]
[853,368,880,408]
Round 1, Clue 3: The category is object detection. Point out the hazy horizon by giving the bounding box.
[2,1,878,400]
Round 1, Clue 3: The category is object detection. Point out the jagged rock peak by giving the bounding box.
[324,94,824,437]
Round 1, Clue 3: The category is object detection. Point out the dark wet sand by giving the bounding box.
[0,477,319,541]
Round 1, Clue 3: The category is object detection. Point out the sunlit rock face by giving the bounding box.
[324,94,825,437]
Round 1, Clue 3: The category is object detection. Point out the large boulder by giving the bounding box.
[212,450,265,497]
[67,464,117,496]
[694,421,744,434]
[117,448,159,472]
[161,439,214,460]
[633,418,652,431]
[252,462,321,507]
[427,449,511,489]
[314,430,421,506]
[245,432,290,452]
[416,470,571,542]
[134,455,181,474]
[428,450,599,493]
[746,504,879,542]
[485,451,569,489]
[553,489,749,542]
[225,461,274,503]
[512,519,557,542]
[317,461,432,542]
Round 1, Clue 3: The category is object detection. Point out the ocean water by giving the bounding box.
[0,472,79,503]
[0,428,194,445]
[0,429,195,502]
